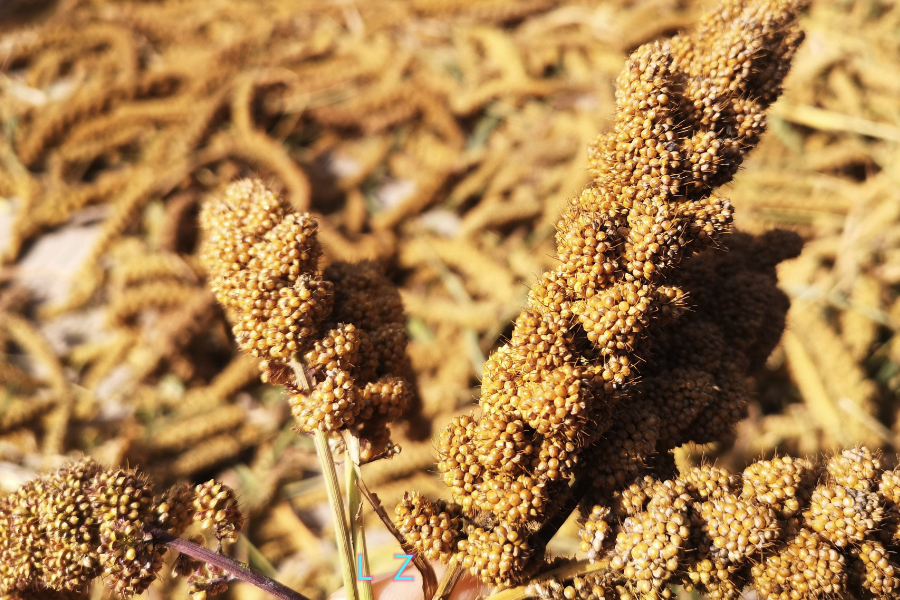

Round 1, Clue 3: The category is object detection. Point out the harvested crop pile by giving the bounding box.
[0,0,899,597]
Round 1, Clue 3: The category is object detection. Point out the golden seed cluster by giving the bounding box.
[697,492,781,564]
[750,530,847,600]
[199,180,414,457]
[683,464,741,501]
[804,485,881,549]
[827,447,881,491]
[199,178,329,363]
[192,480,245,542]
[742,455,817,518]
[571,447,900,600]
[394,492,462,564]
[878,468,900,542]
[0,459,240,599]
[153,484,196,537]
[402,0,806,587]
[456,524,537,588]
[849,540,900,598]
[609,488,692,594]
[579,505,613,560]
[92,468,162,597]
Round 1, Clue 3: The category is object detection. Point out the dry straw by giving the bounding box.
[5,0,900,598]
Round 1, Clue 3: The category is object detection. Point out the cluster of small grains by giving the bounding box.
[608,480,692,594]
[878,469,900,541]
[557,447,900,600]
[579,505,612,560]
[0,459,242,599]
[92,468,163,597]
[153,484,196,537]
[393,492,463,563]
[742,455,817,518]
[400,0,807,587]
[192,480,245,542]
[456,524,537,588]
[198,178,329,363]
[527,574,615,600]
[849,541,900,598]
[199,179,415,457]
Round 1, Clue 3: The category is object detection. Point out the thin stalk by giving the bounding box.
[344,432,374,600]
[432,556,462,600]
[356,476,438,599]
[148,528,311,600]
[314,429,359,600]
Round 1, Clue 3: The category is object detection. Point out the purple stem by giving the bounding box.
[148,527,311,600]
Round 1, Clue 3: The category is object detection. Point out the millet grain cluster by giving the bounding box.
[198,179,415,459]
[543,447,900,600]
[0,459,242,599]
[399,0,807,588]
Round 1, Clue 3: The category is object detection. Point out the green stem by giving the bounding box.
[314,429,358,600]
[344,432,374,600]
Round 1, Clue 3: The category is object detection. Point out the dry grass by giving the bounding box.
[0,0,899,597]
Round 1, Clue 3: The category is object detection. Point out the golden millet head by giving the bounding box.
[849,540,900,599]
[199,178,331,363]
[879,468,900,505]
[456,523,537,588]
[92,468,162,597]
[153,483,195,537]
[610,498,691,595]
[683,463,741,501]
[420,0,808,586]
[437,412,481,515]
[37,459,104,593]
[289,368,360,433]
[0,459,237,599]
[682,557,747,600]
[352,376,412,461]
[697,492,781,564]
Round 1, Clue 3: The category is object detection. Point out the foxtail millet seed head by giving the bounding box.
[199,179,330,365]
[407,0,807,585]
[803,484,883,549]
[0,459,235,599]
[200,180,416,449]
